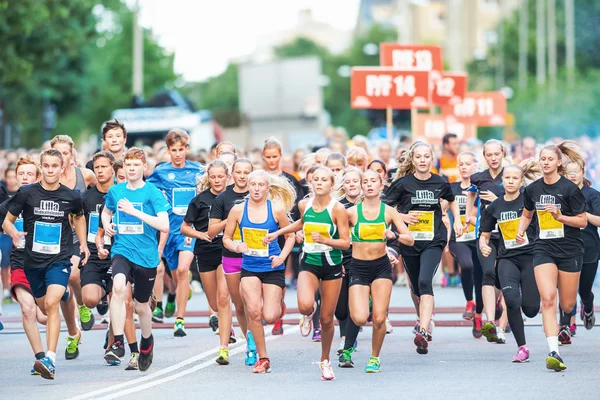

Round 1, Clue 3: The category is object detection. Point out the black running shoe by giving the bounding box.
[96,294,109,316]
[558,326,571,345]
[104,340,125,363]
[209,315,219,332]
[546,351,566,372]
[139,335,154,371]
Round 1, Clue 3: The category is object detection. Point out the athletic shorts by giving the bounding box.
[111,255,157,303]
[241,269,285,289]
[222,256,242,275]
[349,255,393,286]
[196,249,222,273]
[533,251,583,273]
[163,233,196,271]
[10,267,32,301]
[0,234,12,268]
[300,257,343,281]
[81,261,113,294]
[24,262,72,299]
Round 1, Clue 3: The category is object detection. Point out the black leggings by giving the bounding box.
[449,242,483,307]
[335,267,361,350]
[580,261,598,314]
[477,237,499,287]
[403,246,444,297]
[497,255,540,347]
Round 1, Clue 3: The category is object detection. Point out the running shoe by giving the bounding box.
[174,319,186,337]
[209,314,219,332]
[364,356,381,373]
[96,293,109,316]
[583,309,596,330]
[414,329,429,355]
[78,305,95,331]
[337,338,345,355]
[441,272,449,287]
[125,353,139,370]
[31,362,40,375]
[253,358,271,373]
[151,307,164,324]
[473,316,483,339]
[496,327,506,344]
[338,348,355,368]
[0,320,3,331]
[546,351,566,372]
[272,319,284,335]
[139,335,154,372]
[216,347,230,365]
[245,350,257,366]
[65,331,82,360]
[165,301,176,318]
[320,359,335,380]
[558,326,571,345]
[482,321,498,343]
[104,340,125,363]
[512,346,529,363]
[385,317,393,334]
[188,288,193,301]
[191,280,203,294]
[300,302,316,337]
[34,356,55,380]
[246,331,258,366]
[312,328,322,342]
[462,300,476,321]
[229,328,237,344]
[103,326,110,350]
[412,320,420,335]
[505,323,511,334]
[570,323,577,336]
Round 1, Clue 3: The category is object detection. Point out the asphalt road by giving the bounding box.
[0,286,597,400]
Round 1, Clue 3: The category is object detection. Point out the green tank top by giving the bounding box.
[302,198,342,267]
[351,202,388,243]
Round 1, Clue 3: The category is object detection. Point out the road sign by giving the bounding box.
[350,68,430,110]
[431,73,467,106]
[441,91,507,126]
[379,44,443,72]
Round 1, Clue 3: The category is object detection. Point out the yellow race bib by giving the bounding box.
[232,225,242,245]
[358,222,386,241]
[536,210,564,239]
[457,215,476,242]
[498,218,528,249]
[303,222,332,253]
[408,211,435,241]
[242,227,269,257]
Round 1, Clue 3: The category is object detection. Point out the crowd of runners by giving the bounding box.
[0,120,598,380]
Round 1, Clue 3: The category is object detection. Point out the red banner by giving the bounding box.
[379,44,443,72]
[431,73,467,106]
[441,91,507,126]
[412,114,477,143]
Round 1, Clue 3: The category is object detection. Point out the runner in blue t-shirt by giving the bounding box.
[101,148,170,372]
[146,129,204,336]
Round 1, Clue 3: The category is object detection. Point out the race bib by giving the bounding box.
[88,213,111,246]
[303,222,332,253]
[232,225,242,245]
[172,188,197,216]
[498,218,528,249]
[117,202,144,235]
[242,227,269,257]
[15,217,25,249]
[537,210,564,239]
[33,221,61,254]
[408,211,435,241]
[457,215,476,242]
[358,222,386,241]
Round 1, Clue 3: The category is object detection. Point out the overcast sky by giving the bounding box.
[133,0,361,82]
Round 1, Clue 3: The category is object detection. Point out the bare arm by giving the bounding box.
[586,212,600,228]
[208,218,227,237]
[73,215,90,265]
[180,221,211,242]
[387,206,414,246]
[83,168,97,187]
[223,206,243,253]
[556,212,587,229]
[465,191,477,227]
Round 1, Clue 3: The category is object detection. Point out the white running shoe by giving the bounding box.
[319,359,335,381]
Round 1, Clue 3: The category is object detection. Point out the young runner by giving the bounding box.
[222,170,296,374]
[147,129,204,336]
[85,119,127,170]
[386,141,463,355]
[208,158,256,364]
[346,169,413,373]
[101,147,171,372]
[517,141,587,371]
[3,148,90,379]
[265,167,350,380]
[480,162,541,360]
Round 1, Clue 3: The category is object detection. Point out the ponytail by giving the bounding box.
[247,170,296,213]
[393,141,433,181]
[540,140,584,177]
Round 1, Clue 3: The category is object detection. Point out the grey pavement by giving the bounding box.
[0,286,597,400]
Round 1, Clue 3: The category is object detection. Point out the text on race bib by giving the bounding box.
[242,227,269,257]
[88,213,111,246]
[33,221,61,255]
[498,218,528,249]
[408,211,435,241]
[456,215,476,242]
[303,222,333,253]
[117,202,144,235]
[536,210,564,239]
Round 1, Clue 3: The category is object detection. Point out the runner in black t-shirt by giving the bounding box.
[517,141,587,372]
[207,158,255,365]
[181,160,231,363]
[565,161,600,332]
[464,139,508,336]
[3,149,90,380]
[385,141,463,355]
[480,163,540,362]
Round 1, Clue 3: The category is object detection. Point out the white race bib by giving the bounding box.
[14,217,25,249]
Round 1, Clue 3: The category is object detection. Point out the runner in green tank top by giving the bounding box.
[264,167,350,381]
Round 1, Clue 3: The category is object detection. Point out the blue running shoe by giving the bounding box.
[0,320,3,331]
[247,331,257,353]
[245,331,257,366]
[34,356,55,380]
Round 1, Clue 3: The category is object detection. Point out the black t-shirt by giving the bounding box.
[211,186,248,258]
[581,185,600,263]
[523,176,586,258]
[340,197,355,265]
[449,182,476,243]
[385,173,455,255]
[0,198,25,270]
[481,194,538,260]
[82,186,111,264]
[471,169,505,238]
[281,171,306,221]
[7,183,84,269]
[184,188,222,255]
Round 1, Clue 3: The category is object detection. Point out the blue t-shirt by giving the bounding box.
[146,161,204,236]
[105,182,171,268]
